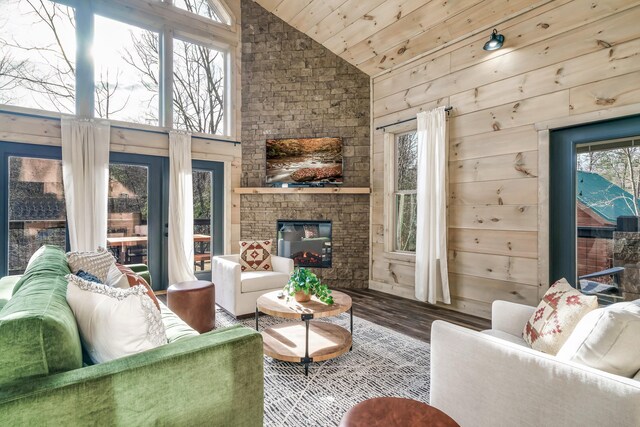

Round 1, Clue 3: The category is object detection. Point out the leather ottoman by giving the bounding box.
[167,280,215,333]
[339,397,459,427]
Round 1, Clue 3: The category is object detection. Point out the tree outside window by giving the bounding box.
[395,131,418,252]
[0,0,227,135]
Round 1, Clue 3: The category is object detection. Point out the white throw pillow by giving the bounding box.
[66,274,167,364]
[557,300,640,378]
[66,247,116,283]
[105,264,130,289]
[634,370,640,382]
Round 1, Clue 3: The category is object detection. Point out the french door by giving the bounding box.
[1,142,224,288]
[549,114,640,287]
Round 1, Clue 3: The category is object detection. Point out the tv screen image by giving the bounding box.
[266,137,343,184]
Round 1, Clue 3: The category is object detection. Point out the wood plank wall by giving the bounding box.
[371,0,640,319]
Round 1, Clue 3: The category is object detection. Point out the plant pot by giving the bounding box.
[294,291,311,303]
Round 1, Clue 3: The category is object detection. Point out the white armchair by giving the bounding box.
[211,255,294,318]
[430,300,640,427]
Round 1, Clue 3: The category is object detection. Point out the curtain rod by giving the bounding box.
[375,106,453,131]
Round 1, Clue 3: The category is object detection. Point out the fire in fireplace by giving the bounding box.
[276,220,332,268]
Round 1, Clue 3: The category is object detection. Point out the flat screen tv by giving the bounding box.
[266,137,343,184]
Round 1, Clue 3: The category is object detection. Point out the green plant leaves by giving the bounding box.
[283,267,334,305]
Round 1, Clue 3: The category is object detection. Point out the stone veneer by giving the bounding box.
[239,0,370,289]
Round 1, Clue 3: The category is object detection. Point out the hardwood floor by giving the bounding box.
[159,288,491,343]
[337,288,491,343]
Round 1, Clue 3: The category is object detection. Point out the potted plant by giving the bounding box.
[284,268,334,305]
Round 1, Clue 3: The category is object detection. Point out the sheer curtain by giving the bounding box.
[168,131,197,284]
[61,118,110,252]
[415,108,451,304]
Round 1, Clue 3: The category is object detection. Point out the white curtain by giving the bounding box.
[415,108,451,304]
[168,131,197,284]
[61,118,110,252]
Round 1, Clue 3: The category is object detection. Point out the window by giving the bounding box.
[193,169,212,273]
[173,39,225,135]
[7,154,66,275]
[0,0,233,137]
[394,131,418,252]
[173,0,231,25]
[0,0,76,113]
[93,16,159,125]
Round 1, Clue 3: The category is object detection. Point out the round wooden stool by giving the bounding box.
[339,397,459,427]
[167,280,215,333]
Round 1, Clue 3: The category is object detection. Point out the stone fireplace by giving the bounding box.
[240,0,370,289]
[277,220,332,268]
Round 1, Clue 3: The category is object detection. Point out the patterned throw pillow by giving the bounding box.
[66,274,167,364]
[67,247,116,283]
[115,264,160,311]
[239,240,273,272]
[523,278,598,355]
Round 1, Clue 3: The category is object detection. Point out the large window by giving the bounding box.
[394,131,418,252]
[94,16,159,125]
[174,39,225,134]
[174,0,231,24]
[0,0,231,136]
[0,0,76,113]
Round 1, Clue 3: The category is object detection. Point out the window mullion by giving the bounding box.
[159,27,174,128]
[75,2,94,118]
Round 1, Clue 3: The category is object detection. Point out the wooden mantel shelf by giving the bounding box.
[234,187,371,194]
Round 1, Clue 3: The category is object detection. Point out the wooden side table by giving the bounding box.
[339,397,459,427]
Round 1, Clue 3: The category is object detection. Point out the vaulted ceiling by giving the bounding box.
[254,0,544,75]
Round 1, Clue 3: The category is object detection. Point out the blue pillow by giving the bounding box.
[76,270,103,284]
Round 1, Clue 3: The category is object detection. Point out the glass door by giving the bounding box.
[108,153,164,289]
[550,114,640,300]
[1,143,67,275]
[192,160,223,280]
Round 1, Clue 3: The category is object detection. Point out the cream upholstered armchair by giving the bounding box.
[430,300,640,427]
[211,255,294,317]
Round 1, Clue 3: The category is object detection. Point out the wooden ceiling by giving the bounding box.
[254,0,545,76]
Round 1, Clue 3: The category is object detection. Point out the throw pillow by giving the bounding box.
[76,270,102,284]
[557,300,640,378]
[105,264,130,289]
[239,240,273,272]
[115,264,160,311]
[66,274,167,364]
[523,278,598,355]
[66,247,116,283]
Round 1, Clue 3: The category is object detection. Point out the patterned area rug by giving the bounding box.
[216,308,431,427]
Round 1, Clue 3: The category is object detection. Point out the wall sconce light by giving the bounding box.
[483,29,505,51]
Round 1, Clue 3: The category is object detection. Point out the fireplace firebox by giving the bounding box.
[276,220,332,268]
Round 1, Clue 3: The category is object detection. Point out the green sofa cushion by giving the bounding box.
[0,246,82,386]
[160,301,199,343]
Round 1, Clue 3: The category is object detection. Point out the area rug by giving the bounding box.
[216,308,431,427]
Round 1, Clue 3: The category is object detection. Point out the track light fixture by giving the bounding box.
[483,29,505,51]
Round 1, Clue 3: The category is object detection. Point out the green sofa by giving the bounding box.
[0,246,264,426]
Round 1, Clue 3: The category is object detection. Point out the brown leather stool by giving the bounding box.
[339,397,459,427]
[167,280,215,333]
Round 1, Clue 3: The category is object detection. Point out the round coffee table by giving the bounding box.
[256,290,352,376]
[339,397,459,427]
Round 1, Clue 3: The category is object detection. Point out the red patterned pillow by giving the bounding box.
[239,240,273,272]
[523,278,598,355]
[115,264,161,311]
